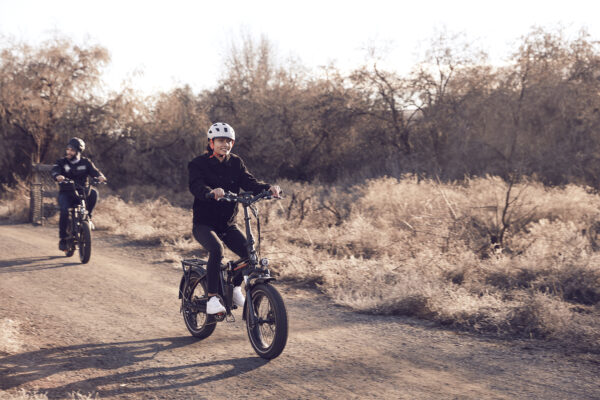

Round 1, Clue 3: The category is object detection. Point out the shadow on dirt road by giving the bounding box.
[0,256,80,273]
[0,336,268,398]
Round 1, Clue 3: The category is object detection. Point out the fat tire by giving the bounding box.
[246,283,288,359]
[182,272,216,339]
[79,221,92,264]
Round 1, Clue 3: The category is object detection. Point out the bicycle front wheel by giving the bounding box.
[79,221,92,264]
[246,283,288,359]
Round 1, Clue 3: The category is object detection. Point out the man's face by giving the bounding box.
[211,137,233,157]
[65,147,77,159]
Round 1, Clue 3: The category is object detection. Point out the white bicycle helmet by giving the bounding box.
[207,122,235,141]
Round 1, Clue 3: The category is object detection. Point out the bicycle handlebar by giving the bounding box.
[205,189,282,204]
[58,178,106,189]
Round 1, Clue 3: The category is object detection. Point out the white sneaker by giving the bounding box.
[206,296,226,314]
[232,286,245,307]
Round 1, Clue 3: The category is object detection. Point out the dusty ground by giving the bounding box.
[0,223,598,400]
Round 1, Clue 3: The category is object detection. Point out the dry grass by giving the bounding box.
[0,179,30,223]
[0,390,49,400]
[0,390,98,400]
[258,177,600,351]
[89,195,192,246]
[0,318,22,354]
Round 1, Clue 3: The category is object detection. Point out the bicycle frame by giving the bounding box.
[179,190,288,359]
[179,191,277,324]
[62,182,89,245]
[60,179,103,260]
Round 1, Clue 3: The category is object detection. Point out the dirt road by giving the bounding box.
[0,223,598,399]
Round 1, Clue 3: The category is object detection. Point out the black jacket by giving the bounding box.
[51,157,104,193]
[188,153,270,230]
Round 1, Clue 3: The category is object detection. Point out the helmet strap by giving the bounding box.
[209,139,224,159]
[208,139,216,158]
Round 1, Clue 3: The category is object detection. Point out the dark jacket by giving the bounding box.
[51,157,104,193]
[188,153,270,230]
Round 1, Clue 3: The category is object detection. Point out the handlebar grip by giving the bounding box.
[266,188,283,198]
[206,191,238,201]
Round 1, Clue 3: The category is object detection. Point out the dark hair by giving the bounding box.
[205,140,213,155]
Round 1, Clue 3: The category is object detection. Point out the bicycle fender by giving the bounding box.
[251,276,276,286]
[178,266,207,299]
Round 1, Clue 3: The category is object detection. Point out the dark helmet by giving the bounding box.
[67,137,85,153]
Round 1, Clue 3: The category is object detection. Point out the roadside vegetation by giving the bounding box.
[5,175,597,352]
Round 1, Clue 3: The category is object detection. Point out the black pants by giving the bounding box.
[58,188,98,239]
[192,224,248,294]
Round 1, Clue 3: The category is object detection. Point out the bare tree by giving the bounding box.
[350,62,417,156]
[0,38,109,164]
[410,29,488,172]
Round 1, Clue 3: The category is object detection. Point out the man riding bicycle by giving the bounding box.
[51,137,106,251]
[188,122,280,314]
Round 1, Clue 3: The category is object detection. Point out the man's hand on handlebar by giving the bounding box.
[209,188,225,201]
[97,176,107,183]
[269,185,282,198]
[56,175,66,183]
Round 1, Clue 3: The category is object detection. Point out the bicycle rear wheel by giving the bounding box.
[79,221,92,264]
[246,283,288,359]
[182,272,216,339]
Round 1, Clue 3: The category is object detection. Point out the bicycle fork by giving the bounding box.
[243,275,259,328]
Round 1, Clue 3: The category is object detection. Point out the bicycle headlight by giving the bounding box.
[259,258,269,267]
